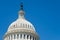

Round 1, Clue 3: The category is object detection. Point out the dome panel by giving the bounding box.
[7,18,35,32]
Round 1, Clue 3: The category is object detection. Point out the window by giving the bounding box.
[30,26,31,28]
[20,23,22,27]
[28,25,29,28]
[26,24,27,28]
[13,25,15,28]
[23,24,24,27]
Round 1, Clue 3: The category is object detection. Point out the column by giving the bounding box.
[31,36,33,40]
[16,34,17,40]
[28,35,30,40]
[7,36,9,40]
[25,34,27,40]
[19,34,20,39]
[22,34,24,39]
[12,34,14,40]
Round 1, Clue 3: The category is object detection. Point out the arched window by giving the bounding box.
[26,24,27,28]
[28,25,29,28]
[23,24,24,27]
[20,23,22,27]
[24,24,25,27]
[13,25,15,28]
[30,26,31,28]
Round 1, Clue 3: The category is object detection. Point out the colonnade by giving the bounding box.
[4,34,36,40]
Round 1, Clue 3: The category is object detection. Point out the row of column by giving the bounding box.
[7,34,36,40]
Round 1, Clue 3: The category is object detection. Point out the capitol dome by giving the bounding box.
[7,14,35,33]
[4,3,39,40]
[6,4,36,35]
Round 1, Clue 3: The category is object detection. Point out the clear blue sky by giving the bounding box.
[0,0,60,40]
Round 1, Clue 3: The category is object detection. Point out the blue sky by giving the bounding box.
[0,0,60,40]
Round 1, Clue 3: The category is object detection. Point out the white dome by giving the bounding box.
[8,18,35,32]
[7,10,36,33]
